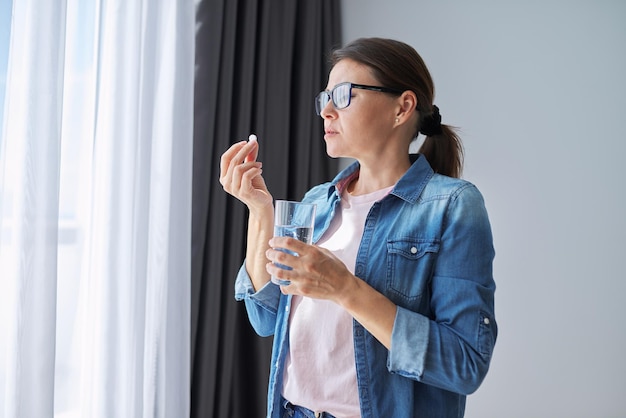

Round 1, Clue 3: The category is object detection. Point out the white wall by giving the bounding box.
[341,1,626,417]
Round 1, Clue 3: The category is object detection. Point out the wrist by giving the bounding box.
[336,273,362,310]
[248,203,274,229]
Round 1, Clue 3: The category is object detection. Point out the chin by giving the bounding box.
[325,149,346,160]
[323,142,345,159]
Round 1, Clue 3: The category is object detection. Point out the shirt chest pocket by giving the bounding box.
[386,238,440,302]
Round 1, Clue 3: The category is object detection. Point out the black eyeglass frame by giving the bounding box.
[315,82,404,115]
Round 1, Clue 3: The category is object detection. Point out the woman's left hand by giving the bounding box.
[265,236,356,301]
[267,236,398,349]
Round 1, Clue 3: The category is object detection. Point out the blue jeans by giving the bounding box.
[280,396,337,418]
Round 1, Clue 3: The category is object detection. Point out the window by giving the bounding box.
[0,0,14,411]
[0,2,98,415]
[0,2,192,415]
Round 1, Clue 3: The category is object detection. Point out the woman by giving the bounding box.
[220,37,497,418]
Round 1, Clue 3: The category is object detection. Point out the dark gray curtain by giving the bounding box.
[191,1,342,416]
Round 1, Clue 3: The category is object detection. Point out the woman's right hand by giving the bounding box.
[220,138,275,290]
[219,139,273,213]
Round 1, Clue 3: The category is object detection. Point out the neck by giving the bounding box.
[348,156,411,196]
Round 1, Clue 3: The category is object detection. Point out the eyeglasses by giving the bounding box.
[314,82,403,115]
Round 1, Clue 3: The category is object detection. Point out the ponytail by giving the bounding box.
[418,124,464,179]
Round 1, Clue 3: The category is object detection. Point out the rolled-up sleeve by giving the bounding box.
[388,184,497,395]
[388,306,430,377]
[234,263,282,337]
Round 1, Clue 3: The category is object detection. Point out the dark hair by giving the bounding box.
[330,37,464,178]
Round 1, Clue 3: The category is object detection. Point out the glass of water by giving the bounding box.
[271,200,316,285]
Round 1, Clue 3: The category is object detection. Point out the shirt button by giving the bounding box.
[410,247,418,254]
[483,317,490,325]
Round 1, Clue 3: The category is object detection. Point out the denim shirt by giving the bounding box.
[234,155,497,418]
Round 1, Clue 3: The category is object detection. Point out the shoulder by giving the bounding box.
[421,174,485,204]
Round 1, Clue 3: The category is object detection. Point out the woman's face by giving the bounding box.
[320,59,402,161]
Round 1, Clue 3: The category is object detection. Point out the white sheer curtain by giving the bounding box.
[0,0,194,417]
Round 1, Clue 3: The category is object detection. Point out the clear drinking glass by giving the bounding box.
[271,200,316,285]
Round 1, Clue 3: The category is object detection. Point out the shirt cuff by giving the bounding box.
[388,305,430,378]
[234,262,281,313]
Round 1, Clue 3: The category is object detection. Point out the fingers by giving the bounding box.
[245,138,259,163]
[220,140,258,178]
[219,141,243,187]
[265,239,323,284]
[219,139,261,194]
[268,236,308,254]
[265,240,353,298]
[265,238,304,277]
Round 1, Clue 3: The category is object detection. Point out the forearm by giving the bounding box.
[245,207,274,291]
[338,277,397,350]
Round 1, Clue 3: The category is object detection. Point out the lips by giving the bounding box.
[324,129,337,141]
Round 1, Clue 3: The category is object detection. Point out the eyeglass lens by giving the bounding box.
[315,82,351,115]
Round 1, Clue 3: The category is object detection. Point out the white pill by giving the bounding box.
[248,134,257,142]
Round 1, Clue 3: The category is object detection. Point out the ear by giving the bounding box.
[395,90,418,122]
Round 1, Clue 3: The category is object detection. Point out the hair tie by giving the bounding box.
[420,105,443,137]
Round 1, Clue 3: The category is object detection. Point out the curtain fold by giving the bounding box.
[0,1,67,416]
[191,0,341,416]
[73,1,194,417]
[0,0,195,417]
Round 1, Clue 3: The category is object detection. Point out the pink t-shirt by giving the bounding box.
[282,183,394,418]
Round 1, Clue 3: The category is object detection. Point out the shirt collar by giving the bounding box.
[327,154,434,203]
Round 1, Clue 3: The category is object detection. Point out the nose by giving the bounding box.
[319,100,336,119]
